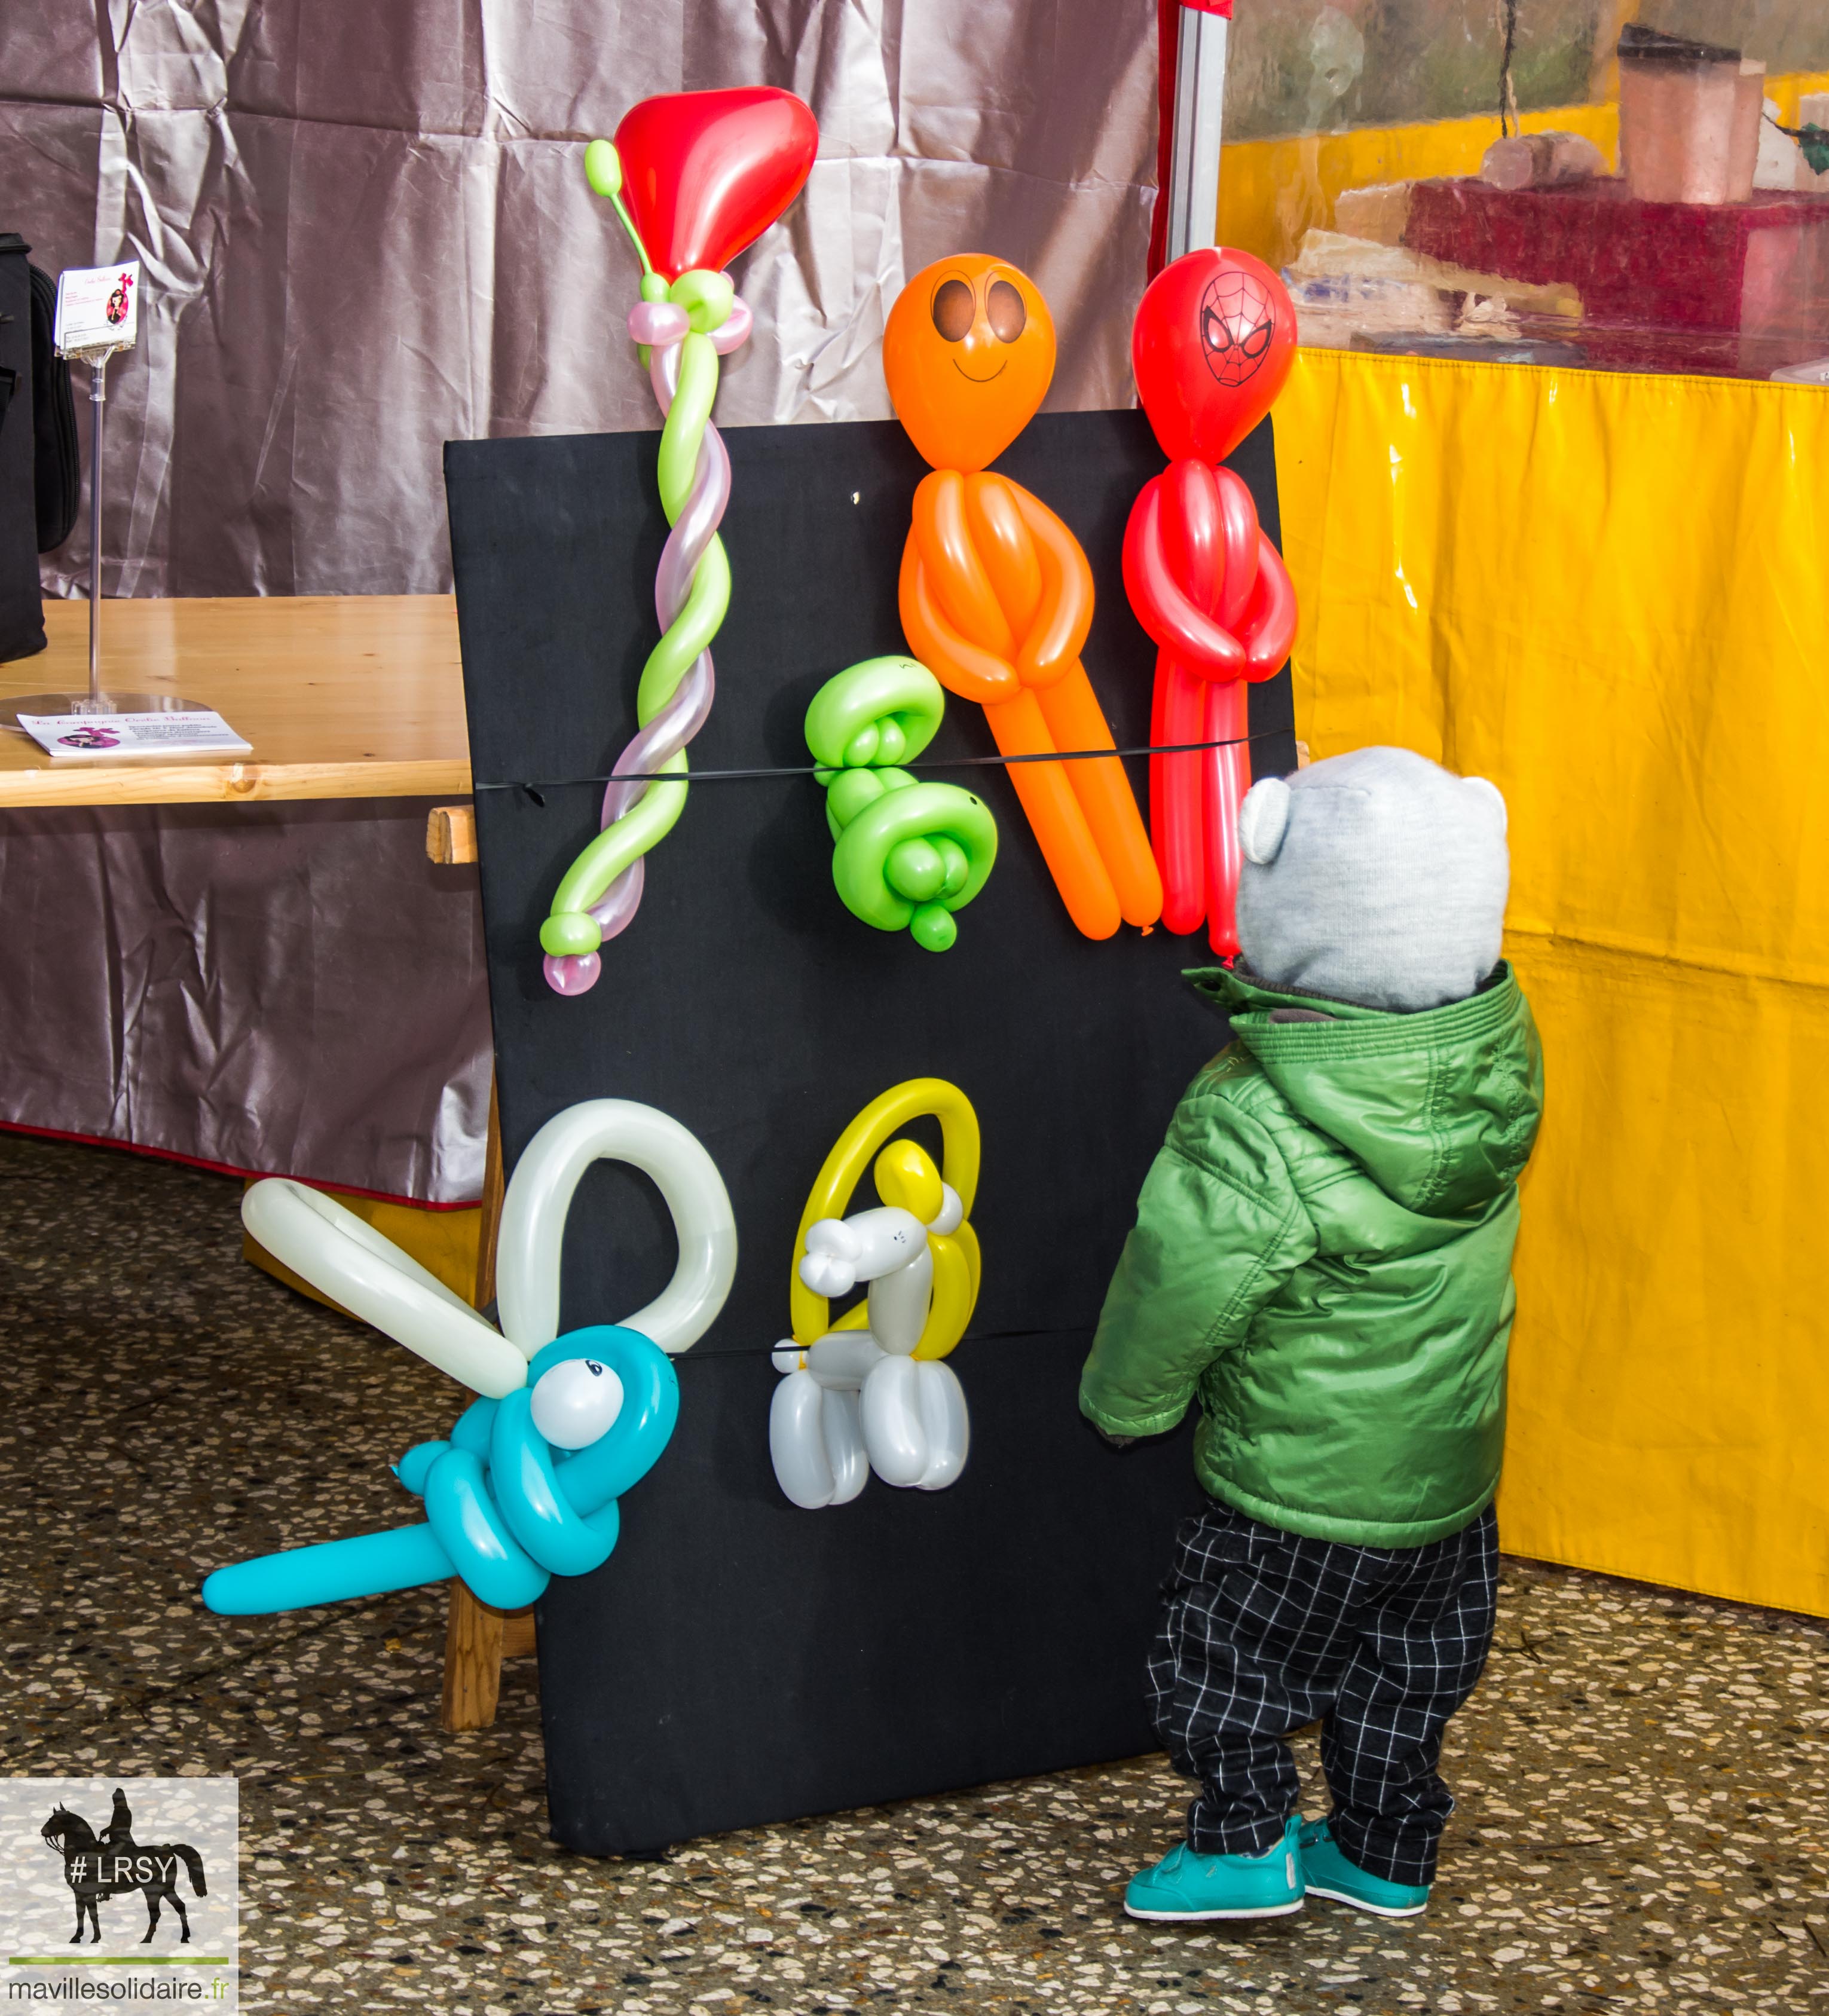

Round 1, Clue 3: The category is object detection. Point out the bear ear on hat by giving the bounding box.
[1238,777,1292,865]
[1463,775,1508,836]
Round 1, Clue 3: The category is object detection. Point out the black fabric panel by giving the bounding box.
[31,263,81,554]
[445,407,1294,1854]
[0,233,45,663]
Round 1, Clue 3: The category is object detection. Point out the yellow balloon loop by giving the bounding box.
[788,1079,981,1360]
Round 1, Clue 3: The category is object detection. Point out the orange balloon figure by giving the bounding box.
[886,256,1163,941]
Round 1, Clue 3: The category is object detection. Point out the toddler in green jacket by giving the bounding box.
[1081,745,1543,1923]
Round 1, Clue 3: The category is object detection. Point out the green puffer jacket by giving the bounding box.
[1081,964,1543,1547]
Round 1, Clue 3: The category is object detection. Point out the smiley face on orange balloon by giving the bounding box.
[884,256,1056,473]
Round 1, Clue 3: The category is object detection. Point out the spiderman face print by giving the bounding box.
[1198,268,1275,387]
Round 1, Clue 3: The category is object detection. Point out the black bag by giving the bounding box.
[31,262,78,552]
[0,231,44,663]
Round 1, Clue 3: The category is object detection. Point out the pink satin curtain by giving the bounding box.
[4,0,1158,599]
[0,2,1155,1201]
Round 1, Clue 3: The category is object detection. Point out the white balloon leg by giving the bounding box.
[496,1098,739,1356]
[241,1179,528,1399]
[914,1361,969,1489]
[820,1387,870,1504]
[769,1369,836,1509]
[860,1353,929,1487]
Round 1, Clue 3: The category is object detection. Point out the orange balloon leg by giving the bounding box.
[1033,669,1163,929]
[900,476,1156,941]
[1201,678,1251,960]
[981,690,1123,941]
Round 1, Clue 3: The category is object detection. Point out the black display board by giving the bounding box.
[445,408,1295,1856]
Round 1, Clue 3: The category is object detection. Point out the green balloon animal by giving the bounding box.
[806,658,998,953]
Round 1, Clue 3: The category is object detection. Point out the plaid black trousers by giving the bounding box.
[1147,1498,1498,1887]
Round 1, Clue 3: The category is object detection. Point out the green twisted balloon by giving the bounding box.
[806,657,998,952]
[540,141,749,995]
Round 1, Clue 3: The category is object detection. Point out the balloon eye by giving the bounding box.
[986,279,1026,342]
[1201,306,1228,352]
[931,279,975,343]
[530,1357,625,1450]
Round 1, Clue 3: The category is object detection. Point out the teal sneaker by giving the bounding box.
[1124,1816,1304,1922]
[1298,1819,1430,1917]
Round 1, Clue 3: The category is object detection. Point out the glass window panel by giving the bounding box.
[1217,2,1829,380]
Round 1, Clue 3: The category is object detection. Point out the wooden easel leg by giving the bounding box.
[474,1073,505,1311]
[441,1583,539,1732]
[442,1580,507,1731]
[439,1074,539,1732]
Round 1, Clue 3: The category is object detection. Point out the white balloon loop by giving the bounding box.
[241,1099,737,1399]
[241,1179,529,1399]
[496,1099,739,1357]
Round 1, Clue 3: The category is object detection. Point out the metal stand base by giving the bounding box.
[5,343,202,738]
[4,690,206,732]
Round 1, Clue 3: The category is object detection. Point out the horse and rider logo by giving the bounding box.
[39,1788,208,1946]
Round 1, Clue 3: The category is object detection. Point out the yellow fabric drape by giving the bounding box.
[1274,348,1829,1617]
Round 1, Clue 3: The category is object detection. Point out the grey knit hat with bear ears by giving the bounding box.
[1235,745,1510,1013]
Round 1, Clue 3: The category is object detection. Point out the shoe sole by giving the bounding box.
[1302,1879,1426,1919]
[1124,1898,1305,1923]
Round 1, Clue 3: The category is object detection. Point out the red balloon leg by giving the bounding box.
[1201,679,1250,959]
[1149,647,1169,878]
[1157,657,1207,937]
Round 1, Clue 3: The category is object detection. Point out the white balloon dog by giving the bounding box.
[769,1185,971,1509]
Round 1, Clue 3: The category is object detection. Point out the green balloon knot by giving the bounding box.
[669,270,735,335]
[803,657,997,953]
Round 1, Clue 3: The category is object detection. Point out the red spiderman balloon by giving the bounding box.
[1125,249,1299,957]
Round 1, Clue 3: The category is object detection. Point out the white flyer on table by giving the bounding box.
[16,709,251,760]
[53,260,141,353]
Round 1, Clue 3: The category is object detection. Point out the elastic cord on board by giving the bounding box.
[477,729,1291,804]
[455,1313,1088,1364]
[671,1323,1085,1365]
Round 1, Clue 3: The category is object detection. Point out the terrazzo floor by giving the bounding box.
[1,1130,1824,2015]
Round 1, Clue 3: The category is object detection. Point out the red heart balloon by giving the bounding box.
[1131,248,1297,465]
[614,88,819,283]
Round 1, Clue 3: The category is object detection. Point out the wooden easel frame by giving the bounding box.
[431,803,537,1732]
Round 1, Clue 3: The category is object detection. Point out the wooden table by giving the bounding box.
[0,594,471,805]
[2,591,513,1726]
